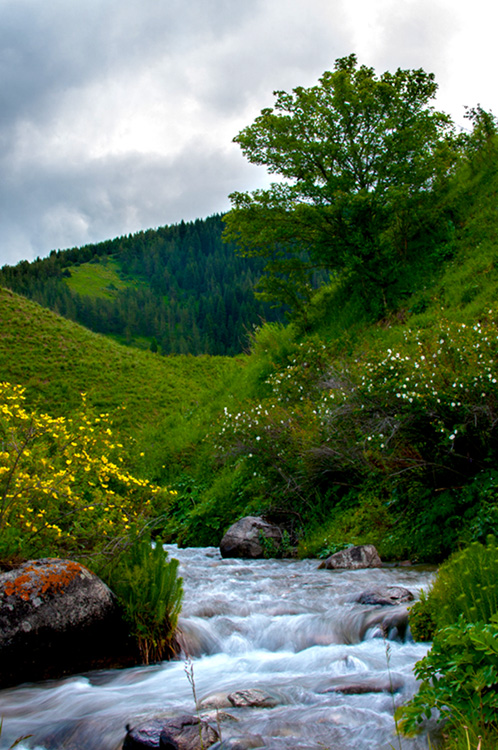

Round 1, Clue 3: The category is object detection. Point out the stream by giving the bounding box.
[0,546,435,750]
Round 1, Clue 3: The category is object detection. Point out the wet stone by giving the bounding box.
[123,715,219,750]
[209,736,265,749]
[324,675,404,695]
[355,586,414,606]
[318,544,382,570]
[228,689,279,709]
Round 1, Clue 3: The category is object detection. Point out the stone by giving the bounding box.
[362,607,411,641]
[227,689,279,709]
[123,715,219,750]
[355,586,414,606]
[318,544,382,570]
[0,558,133,688]
[323,675,404,695]
[220,517,282,559]
[198,692,233,710]
[209,736,265,750]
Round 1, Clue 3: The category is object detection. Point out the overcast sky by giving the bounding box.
[0,0,496,266]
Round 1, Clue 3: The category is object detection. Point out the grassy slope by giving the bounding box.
[0,286,238,432]
[64,257,139,299]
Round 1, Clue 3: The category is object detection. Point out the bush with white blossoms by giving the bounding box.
[216,313,498,524]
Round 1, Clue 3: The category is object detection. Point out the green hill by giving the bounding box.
[0,285,237,454]
[0,215,283,356]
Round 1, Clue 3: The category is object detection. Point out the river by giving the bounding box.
[0,546,435,750]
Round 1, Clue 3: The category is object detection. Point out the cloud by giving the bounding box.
[0,0,496,265]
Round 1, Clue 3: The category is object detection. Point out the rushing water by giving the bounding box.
[0,546,435,750]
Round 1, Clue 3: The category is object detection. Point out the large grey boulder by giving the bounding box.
[220,516,282,559]
[0,558,133,687]
[318,544,382,570]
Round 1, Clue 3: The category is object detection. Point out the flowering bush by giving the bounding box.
[214,314,498,557]
[0,382,176,561]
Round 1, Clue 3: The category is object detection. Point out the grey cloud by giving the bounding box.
[0,0,261,128]
[0,0,488,266]
[0,142,265,265]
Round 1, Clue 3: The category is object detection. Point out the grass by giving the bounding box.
[64,256,140,299]
[0,287,237,419]
[0,286,241,485]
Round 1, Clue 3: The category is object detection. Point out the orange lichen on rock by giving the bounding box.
[2,560,84,602]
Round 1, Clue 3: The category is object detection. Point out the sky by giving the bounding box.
[0,0,496,266]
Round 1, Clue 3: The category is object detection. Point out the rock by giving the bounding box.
[209,736,265,750]
[0,558,133,688]
[318,544,382,570]
[198,692,233,710]
[227,689,279,709]
[220,517,282,559]
[323,675,404,695]
[362,607,411,641]
[123,715,219,750]
[355,586,414,606]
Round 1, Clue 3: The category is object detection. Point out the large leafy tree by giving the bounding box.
[224,55,456,315]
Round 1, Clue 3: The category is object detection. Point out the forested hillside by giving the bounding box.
[0,215,283,355]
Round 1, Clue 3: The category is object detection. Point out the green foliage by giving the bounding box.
[0,381,174,562]
[408,590,437,642]
[403,539,498,743]
[104,539,183,664]
[258,529,292,558]
[398,619,498,739]
[225,54,456,314]
[423,538,498,631]
[174,466,266,547]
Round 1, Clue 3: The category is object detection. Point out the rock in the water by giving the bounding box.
[0,558,133,688]
[363,607,411,641]
[209,736,265,750]
[220,517,282,559]
[227,689,279,709]
[198,692,233,711]
[318,544,382,570]
[123,715,219,750]
[356,586,414,606]
[324,675,404,695]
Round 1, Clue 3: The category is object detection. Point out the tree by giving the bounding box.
[224,54,456,315]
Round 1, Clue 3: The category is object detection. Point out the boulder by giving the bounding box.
[318,544,382,570]
[228,689,279,709]
[220,517,282,559]
[0,558,133,688]
[123,715,219,750]
[355,586,414,606]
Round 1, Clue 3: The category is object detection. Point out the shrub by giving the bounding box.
[424,537,498,631]
[104,538,183,664]
[0,382,176,561]
[403,538,498,744]
[398,618,498,740]
[408,590,437,642]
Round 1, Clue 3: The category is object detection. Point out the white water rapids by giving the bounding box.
[0,546,435,750]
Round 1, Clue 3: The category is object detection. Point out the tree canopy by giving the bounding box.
[224,54,457,315]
